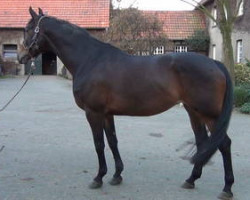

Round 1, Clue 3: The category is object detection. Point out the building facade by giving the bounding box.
[200,0,250,63]
[143,10,207,55]
[0,0,110,76]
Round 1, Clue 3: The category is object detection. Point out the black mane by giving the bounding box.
[48,15,90,37]
[47,15,124,53]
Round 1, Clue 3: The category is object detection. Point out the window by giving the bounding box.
[238,0,244,16]
[212,7,217,26]
[153,46,164,55]
[175,46,187,53]
[212,45,216,60]
[236,40,243,63]
[3,44,18,59]
[141,51,150,56]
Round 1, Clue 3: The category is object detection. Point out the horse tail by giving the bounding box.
[191,60,233,166]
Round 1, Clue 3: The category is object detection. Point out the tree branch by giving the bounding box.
[216,0,227,21]
[234,0,243,18]
[180,0,217,22]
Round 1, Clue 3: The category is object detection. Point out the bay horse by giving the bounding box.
[18,8,234,199]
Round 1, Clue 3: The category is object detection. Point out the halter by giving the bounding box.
[0,16,47,113]
[23,15,47,51]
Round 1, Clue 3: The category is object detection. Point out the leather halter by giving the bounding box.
[23,16,47,51]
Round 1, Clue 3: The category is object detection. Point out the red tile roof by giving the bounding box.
[143,10,206,40]
[0,0,110,29]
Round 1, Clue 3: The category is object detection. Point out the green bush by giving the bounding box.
[186,30,210,52]
[235,63,250,85]
[240,102,250,114]
[245,58,250,68]
[234,86,250,107]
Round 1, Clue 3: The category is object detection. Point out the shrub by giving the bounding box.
[240,102,250,114]
[234,86,250,107]
[186,30,210,52]
[245,58,250,68]
[235,63,250,85]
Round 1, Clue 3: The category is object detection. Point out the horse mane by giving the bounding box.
[48,15,90,37]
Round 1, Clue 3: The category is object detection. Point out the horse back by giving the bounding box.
[73,52,226,117]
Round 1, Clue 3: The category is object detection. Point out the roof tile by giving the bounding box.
[0,0,110,28]
[143,10,206,40]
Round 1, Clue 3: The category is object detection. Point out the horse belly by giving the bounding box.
[107,94,178,116]
[106,71,180,116]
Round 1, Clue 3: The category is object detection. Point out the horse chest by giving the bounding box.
[73,81,108,112]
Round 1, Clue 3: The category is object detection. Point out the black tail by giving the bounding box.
[191,60,233,166]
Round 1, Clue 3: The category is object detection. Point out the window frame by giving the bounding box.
[236,40,243,63]
[153,46,164,55]
[212,44,216,60]
[3,44,18,60]
[175,46,188,53]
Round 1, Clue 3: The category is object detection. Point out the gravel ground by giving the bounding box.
[0,76,250,200]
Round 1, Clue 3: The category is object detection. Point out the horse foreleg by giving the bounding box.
[86,111,107,189]
[182,105,208,189]
[104,115,124,185]
[217,134,234,200]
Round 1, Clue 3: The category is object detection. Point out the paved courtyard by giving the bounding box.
[0,76,250,200]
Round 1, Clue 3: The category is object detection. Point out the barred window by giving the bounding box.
[3,44,17,59]
[175,46,187,53]
[153,46,164,55]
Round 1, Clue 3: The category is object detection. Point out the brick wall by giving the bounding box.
[0,28,24,75]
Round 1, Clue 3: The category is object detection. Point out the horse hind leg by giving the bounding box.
[104,115,124,185]
[217,134,234,200]
[182,105,209,189]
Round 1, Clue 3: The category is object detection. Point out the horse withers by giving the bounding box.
[18,7,234,199]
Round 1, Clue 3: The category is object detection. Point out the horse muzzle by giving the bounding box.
[18,49,31,64]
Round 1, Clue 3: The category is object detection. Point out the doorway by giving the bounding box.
[42,52,57,75]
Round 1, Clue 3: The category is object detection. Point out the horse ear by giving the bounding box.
[38,7,44,16]
[29,7,38,19]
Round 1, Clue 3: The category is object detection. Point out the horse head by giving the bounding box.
[18,7,48,64]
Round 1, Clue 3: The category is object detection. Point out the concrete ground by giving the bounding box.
[0,76,250,200]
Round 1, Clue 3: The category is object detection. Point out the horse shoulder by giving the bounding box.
[72,69,110,113]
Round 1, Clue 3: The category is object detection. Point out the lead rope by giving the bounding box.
[0,59,35,112]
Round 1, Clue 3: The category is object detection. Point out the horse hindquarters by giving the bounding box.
[186,61,234,198]
[190,61,233,166]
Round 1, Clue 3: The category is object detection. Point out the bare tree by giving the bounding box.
[180,0,244,83]
[100,7,168,55]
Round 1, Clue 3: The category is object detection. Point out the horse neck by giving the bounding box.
[42,17,98,76]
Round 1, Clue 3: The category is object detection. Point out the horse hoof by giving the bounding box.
[218,191,233,200]
[109,176,123,185]
[89,180,103,189]
[181,181,195,189]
